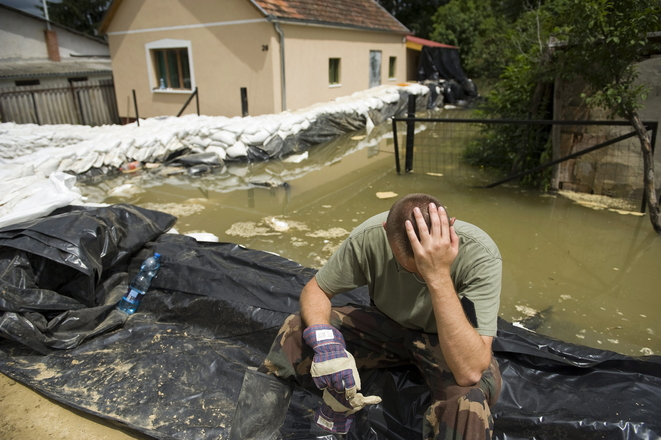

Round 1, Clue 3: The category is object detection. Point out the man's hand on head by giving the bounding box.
[405,203,458,282]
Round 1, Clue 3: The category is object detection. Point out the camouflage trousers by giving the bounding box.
[260,305,502,440]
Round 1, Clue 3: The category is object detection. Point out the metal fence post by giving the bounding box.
[405,94,416,172]
[132,89,140,126]
[392,117,401,174]
[241,87,249,117]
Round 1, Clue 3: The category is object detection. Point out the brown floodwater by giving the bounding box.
[79,108,661,358]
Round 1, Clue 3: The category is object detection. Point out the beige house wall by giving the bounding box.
[106,0,278,119]
[104,0,407,119]
[282,25,407,110]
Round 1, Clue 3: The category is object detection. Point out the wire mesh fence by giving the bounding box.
[392,115,659,212]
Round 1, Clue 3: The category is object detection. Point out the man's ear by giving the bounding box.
[382,222,387,230]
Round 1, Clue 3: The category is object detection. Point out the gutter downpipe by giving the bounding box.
[272,20,287,112]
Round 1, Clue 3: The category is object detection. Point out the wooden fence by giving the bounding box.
[0,79,120,126]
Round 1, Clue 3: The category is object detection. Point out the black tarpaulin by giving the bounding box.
[0,205,659,439]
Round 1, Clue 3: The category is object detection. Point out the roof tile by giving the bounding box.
[254,0,409,33]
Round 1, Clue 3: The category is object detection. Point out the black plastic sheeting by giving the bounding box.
[0,205,659,440]
[418,46,478,104]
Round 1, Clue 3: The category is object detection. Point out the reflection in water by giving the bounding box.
[79,109,661,358]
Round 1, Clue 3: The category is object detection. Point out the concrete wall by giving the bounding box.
[0,7,109,60]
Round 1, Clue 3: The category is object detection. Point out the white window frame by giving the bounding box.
[145,39,195,94]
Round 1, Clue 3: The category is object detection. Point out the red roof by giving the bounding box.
[406,35,458,50]
[253,0,410,34]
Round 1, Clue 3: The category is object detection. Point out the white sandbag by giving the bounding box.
[209,140,228,149]
[191,136,211,148]
[210,131,237,145]
[205,145,227,161]
[34,157,62,177]
[0,172,82,228]
[240,129,270,145]
[70,152,98,174]
[225,141,248,158]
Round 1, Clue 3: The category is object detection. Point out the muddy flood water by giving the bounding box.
[79,109,661,358]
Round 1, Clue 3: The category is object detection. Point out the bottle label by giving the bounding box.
[124,288,141,304]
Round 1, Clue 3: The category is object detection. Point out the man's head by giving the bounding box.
[384,193,447,262]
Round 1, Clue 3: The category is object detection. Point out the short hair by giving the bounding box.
[385,193,447,259]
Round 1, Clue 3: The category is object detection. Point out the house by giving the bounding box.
[98,0,411,120]
[0,4,117,125]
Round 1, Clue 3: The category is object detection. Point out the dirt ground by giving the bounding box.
[0,373,152,440]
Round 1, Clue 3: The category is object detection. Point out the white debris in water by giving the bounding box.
[266,217,291,232]
[640,347,655,356]
[306,228,349,239]
[515,305,538,317]
[376,191,398,199]
[226,217,309,238]
[0,83,428,227]
[607,339,620,344]
[107,183,143,198]
[140,202,205,218]
[226,222,279,237]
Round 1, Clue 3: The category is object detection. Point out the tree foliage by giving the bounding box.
[430,0,509,78]
[39,0,111,37]
[464,2,558,187]
[553,0,660,119]
[376,0,448,39]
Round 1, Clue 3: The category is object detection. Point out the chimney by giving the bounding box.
[44,29,60,62]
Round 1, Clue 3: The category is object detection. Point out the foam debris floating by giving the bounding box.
[0,84,429,228]
[376,191,398,199]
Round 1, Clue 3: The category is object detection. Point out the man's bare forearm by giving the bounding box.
[428,274,492,386]
[300,277,332,327]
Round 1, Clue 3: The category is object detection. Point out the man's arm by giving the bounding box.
[300,276,333,327]
[406,204,493,386]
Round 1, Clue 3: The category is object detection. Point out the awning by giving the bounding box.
[406,35,458,51]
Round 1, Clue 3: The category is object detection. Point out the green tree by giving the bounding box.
[464,2,558,187]
[376,0,448,40]
[40,0,111,37]
[430,0,510,78]
[553,0,661,232]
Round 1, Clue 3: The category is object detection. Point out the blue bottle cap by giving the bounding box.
[154,253,161,258]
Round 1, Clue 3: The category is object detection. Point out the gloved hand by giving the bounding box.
[315,389,382,434]
[302,324,358,392]
[303,324,382,434]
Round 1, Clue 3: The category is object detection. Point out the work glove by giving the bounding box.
[302,324,358,392]
[315,388,382,434]
[303,324,382,434]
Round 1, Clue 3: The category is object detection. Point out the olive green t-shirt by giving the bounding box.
[315,212,502,337]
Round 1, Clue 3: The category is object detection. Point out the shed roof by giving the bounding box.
[0,59,113,80]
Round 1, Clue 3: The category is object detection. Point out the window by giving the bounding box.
[153,48,191,90]
[68,77,88,83]
[389,56,397,79]
[329,58,341,85]
[145,39,195,93]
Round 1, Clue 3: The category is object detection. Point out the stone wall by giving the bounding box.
[552,56,661,207]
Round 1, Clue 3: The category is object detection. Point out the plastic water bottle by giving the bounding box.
[117,253,162,314]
